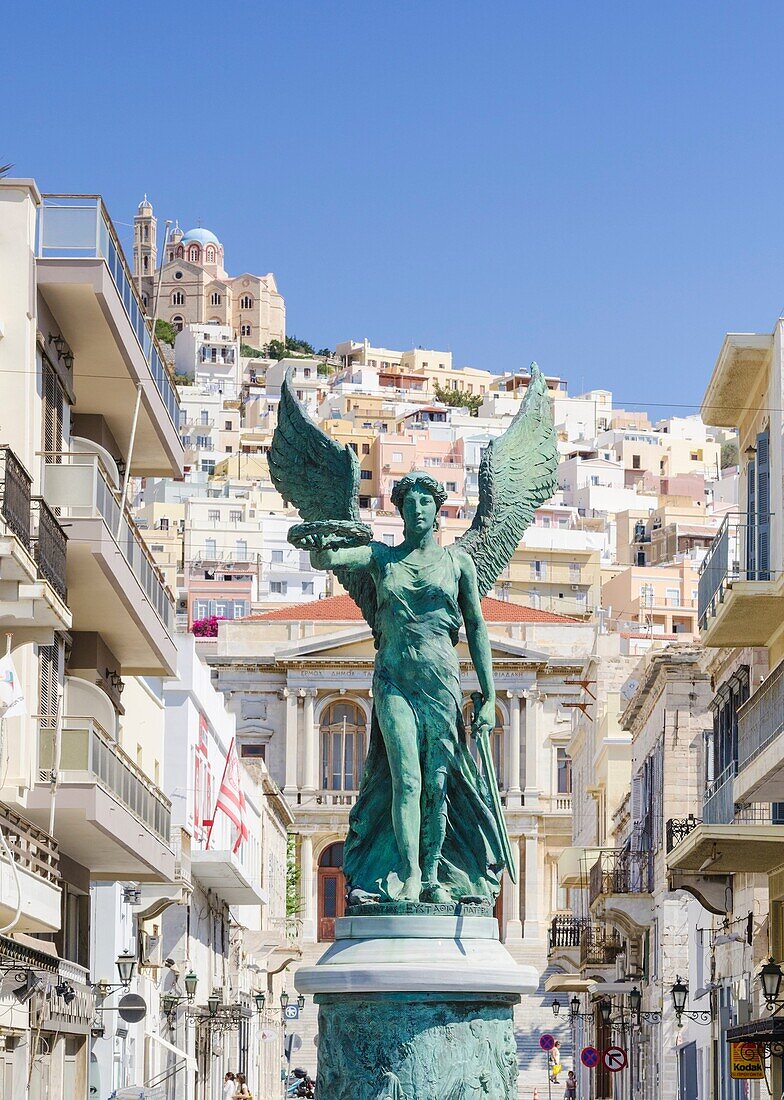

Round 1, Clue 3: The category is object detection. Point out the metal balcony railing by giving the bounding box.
[38,716,172,842]
[37,196,180,428]
[738,659,784,772]
[0,445,32,549]
[698,512,773,629]
[589,850,653,907]
[666,815,702,852]
[703,761,737,825]
[580,926,623,967]
[44,453,174,629]
[0,803,59,885]
[548,914,589,953]
[30,497,67,601]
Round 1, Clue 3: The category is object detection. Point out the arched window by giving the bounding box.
[176,246,184,259]
[142,255,149,272]
[169,250,174,261]
[462,701,505,786]
[171,315,184,332]
[210,292,222,306]
[320,701,366,791]
[206,247,216,263]
[241,324,252,337]
[240,294,253,310]
[319,842,344,868]
[171,290,185,306]
[188,246,200,263]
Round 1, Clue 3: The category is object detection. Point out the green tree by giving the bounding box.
[432,381,483,415]
[155,319,177,347]
[286,833,303,917]
[241,343,265,359]
[721,440,739,469]
[267,339,286,360]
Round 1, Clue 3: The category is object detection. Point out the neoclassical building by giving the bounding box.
[133,196,285,350]
[209,594,593,960]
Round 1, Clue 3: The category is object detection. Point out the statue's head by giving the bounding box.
[391,471,447,534]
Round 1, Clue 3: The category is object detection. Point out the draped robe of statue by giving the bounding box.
[342,541,504,903]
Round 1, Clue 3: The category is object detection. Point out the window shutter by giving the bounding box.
[42,363,64,458]
[746,457,757,579]
[756,431,770,580]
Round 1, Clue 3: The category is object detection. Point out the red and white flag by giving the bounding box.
[207,738,248,853]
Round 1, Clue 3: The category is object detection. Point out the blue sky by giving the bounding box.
[7,2,784,412]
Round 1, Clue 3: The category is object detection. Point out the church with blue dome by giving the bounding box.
[132,198,285,350]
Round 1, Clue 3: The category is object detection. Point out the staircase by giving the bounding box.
[513,965,574,1099]
[291,944,573,1098]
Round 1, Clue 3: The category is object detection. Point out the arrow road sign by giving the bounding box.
[539,1033,556,1052]
[603,1047,628,1072]
[580,1046,600,1069]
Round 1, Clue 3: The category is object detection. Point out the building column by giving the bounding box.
[506,691,522,806]
[300,834,316,942]
[504,837,523,940]
[302,689,317,794]
[523,830,545,943]
[283,688,299,796]
[523,689,543,808]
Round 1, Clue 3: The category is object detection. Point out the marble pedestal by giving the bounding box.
[295,910,538,1100]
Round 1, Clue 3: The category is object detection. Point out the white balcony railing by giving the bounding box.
[44,453,174,629]
[37,195,180,428]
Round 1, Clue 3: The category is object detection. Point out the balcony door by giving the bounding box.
[318,841,345,941]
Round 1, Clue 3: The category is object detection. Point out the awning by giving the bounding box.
[145,1030,197,1072]
[545,974,595,993]
[726,1017,784,1045]
[557,847,601,888]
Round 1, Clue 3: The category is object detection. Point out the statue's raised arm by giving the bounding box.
[268,367,378,630]
[455,362,559,596]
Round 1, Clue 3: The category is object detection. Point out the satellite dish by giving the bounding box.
[117,993,146,1024]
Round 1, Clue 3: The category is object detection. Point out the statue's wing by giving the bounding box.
[455,363,558,598]
[268,366,361,521]
[268,367,378,631]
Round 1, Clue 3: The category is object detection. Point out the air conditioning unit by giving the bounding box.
[571,584,580,591]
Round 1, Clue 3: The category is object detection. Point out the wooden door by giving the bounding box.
[318,867,346,941]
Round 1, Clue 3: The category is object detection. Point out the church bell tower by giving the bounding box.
[133,195,157,290]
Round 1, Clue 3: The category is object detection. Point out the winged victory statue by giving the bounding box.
[269,364,558,908]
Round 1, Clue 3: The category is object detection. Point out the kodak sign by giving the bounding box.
[729,1042,765,1080]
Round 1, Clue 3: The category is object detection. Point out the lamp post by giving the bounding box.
[760,959,784,1012]
[669,977,712,1028]
[115,950,137,988]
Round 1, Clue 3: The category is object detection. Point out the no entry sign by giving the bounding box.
[603,1047,628,1072]
[580,1046,600,1069]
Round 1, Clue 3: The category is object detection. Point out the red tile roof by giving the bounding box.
[246,593,580,624]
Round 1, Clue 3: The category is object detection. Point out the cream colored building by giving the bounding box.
[133,198,285,350]
[601,560,700,637]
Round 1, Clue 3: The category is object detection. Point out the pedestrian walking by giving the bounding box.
[234,1072,251,1099]
[564,1070,577,1098]
[548,1039,562,1083]
[223,1072,236,1100]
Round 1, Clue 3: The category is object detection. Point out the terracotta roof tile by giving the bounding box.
[245,593,580,624]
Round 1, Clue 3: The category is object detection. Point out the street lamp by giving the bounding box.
[184,970,198,1002]
[670,976,711,1027]
[208,993,221,1017]
[115,950,137,987]
[297,993,306,1011]
[628,986,642,1024]
[255,991,266,1014]
[760,958,784,1010]
[570,996,580,1020]
[161,993,179,1022]
[599,998,613,1027]
[280,990,289,1010]
[551,997,561,1017]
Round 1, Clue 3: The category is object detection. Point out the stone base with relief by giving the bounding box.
[295,914,538,1100]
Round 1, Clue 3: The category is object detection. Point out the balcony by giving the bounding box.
[589,850,654,933]
[190,847,267,906]
[43,453,176,674]
[698,512,783,646]
[736,659,784,802]
[0,803,61,933]
[27,710,174,882]
[548,914,589,954]
[665,815,702,852]
[0,447,71,635]
[703,762,737,824]
[580,926,623,969]
[36,196,183,477]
